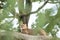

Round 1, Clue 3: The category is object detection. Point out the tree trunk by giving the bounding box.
[0,32,51,40]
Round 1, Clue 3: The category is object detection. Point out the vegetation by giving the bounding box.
[0,0,60,40]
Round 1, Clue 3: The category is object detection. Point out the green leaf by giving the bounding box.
[24,0,32,13]
[0,21,13,31]
[36,12,47,28]
[6,0,16,14]
[18,0,24,14]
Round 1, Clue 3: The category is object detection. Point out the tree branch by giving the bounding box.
[18,0,49,16]
[0,32,51,40]
[29,0,49,15]
[48,1,60,3]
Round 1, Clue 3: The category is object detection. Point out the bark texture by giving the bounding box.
[0,32,51,40]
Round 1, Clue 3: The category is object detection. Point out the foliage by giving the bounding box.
[0,31,15,40]
[0,20,13,31]
[32,7,60,36]
[50,37,60,40]
[0,0,60,40]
